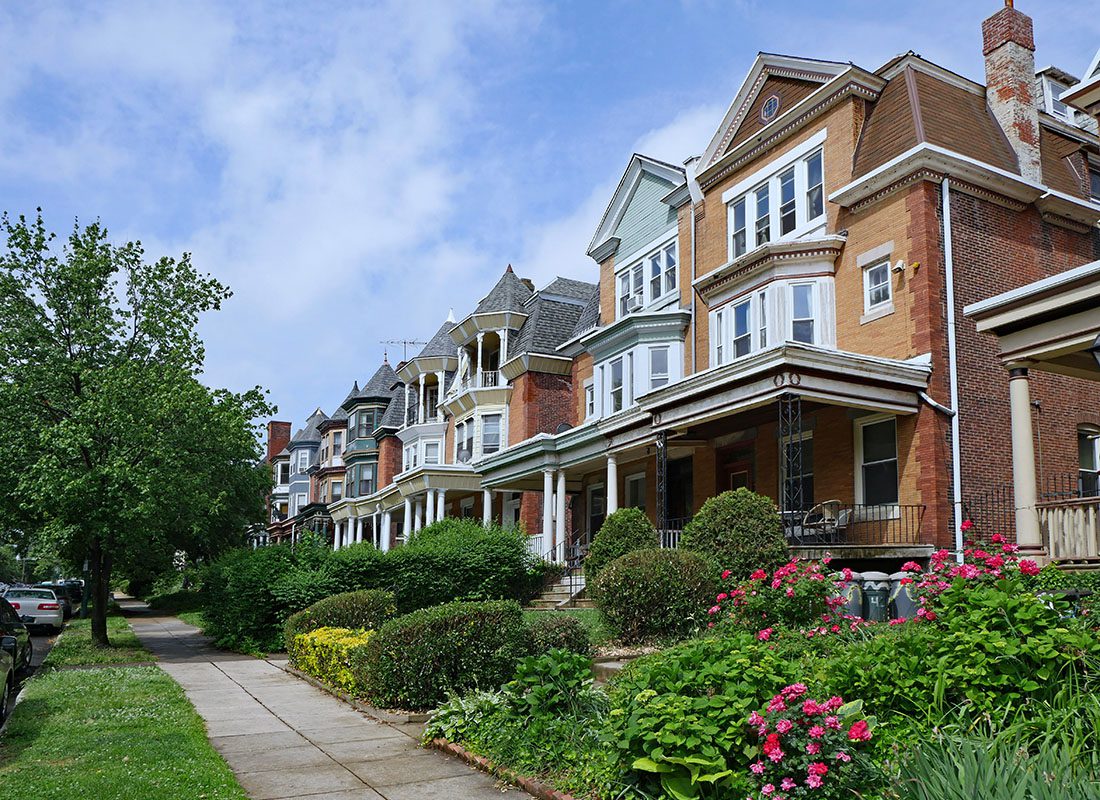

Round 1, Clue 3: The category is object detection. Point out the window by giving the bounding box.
[663,244,677,295]
[1080,429,1100,497]
[332,430,343,456]
[297,450,308,473]
[584,382,595,418]
[609,358,624,413]
[649,346,669,390]
[725,143,826,260]
[482,414,502,455]
[276,462,290,485]
[863,260,892,311]
[781,433,813,512]
[359,464,375,496]
[456,421,474,463]
[649,251,662,300]
[791,284,815,344]
[732,300,752,357]
[730,198,747,258]
[758,289,768,348]
[754,184,770,245]
[1090,168,1100,203]
[617,240,677,317]
[778,167,796,235]
[1046,79,1073,122]
[332,480,343,501]
[293,493,307,516]
[424,441,440,465]
[857,417,899,506]
[760,94,780,122]
[713,308,727,366]
[357,410,375,438]
[404,444,418,470]
[625,474,646,510]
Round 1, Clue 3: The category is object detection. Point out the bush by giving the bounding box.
[323,544,386,594]
[525,612,591,657]
[355,599,529,710]
[707,558,846,632]
[680,489,787,579]
[285,589,396,666]
[584,508,659,581]
[590,549,717,643]
[293,627,375,693]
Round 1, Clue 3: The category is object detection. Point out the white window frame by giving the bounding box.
[625,473,646,511]
[609,357,625,413]
[297,450,309,473]
[724,130,828,261]
[862,259,893,314]
[1044,76,1075,123]
[481,413,502,455]
[790,282,816,344]
[293,492,307,516]
[584,380,595,418]
[615,238,678,319]
[712,307,727,366]
[424,441,440,465]
[649,345,670,390]
[732,298,752,358]
[853,414,900,513]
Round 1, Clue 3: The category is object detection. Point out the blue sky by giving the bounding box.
[1,1,1096,432]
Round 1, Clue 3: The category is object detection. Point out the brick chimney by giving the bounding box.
[265,420,292,463]
[983,1,1042,182]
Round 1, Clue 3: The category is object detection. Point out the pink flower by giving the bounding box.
[841,567,853,582]
[808,725,825,738]
[708,605,721,615]
[990,533,1005,543]
[751,569,768,580]
[847,720,872,742]
[806,741,821,754]
[1019,559,1040,576]
[901,560,922,572]
[721,569,731,580]
[716,592,729,602]
[834,752,851,763]
[781,778,797,790]
[757,627,774,641]
[807,762,829,776]
[889,617,907,625]
[776,719,793,733]
[805,774,823,788]
[763,734,785,763]
[824,696,844,711]
[749,712,765,726]
[761,784,775,795]
[750,761,766,775]
[802,699,823,716]
[786,587,795,598]
[960,519,974,532]
[782,683,808,699]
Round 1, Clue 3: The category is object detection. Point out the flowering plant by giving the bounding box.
[708,559,847,632]
[745,685,875,799]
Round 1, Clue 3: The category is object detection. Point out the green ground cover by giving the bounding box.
[42,614,151,668]
[176,610,206,630]
[0,666,247,800]
[524,608,616,649]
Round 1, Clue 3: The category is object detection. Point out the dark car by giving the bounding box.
[0,597,32,674]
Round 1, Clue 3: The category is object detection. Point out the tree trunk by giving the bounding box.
[89,539,111,648]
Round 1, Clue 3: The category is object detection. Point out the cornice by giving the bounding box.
[693,235,847,301]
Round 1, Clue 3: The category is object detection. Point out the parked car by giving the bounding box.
[0,598,32,673]
[0,641,14,722]
[3,588,63,634]
[34,584,72,620]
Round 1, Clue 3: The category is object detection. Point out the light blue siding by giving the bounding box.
[614,172,677,261]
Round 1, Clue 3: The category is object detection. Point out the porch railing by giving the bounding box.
[659,516,692,549]
[785,503,926,547]
[963,472,1096,547]
[1040,497,1100,563]
[526,533,545,557]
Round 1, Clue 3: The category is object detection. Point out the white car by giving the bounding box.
[4,588,63,634]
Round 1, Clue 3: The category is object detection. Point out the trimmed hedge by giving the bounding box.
[354,600,529,710]
[285,589,396,666]
[293,627,374,693]
[591,549,717,643]
[526,612,591,657]
[680,489,787,579]
[584,508,659,581]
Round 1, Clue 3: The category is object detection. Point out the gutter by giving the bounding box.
[942,179,965,563]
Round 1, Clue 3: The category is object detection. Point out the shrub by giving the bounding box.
[525,612,592,657]
[285,589,396,666]
[323,544,386,594]
[503,649,603,719]
[293,627,375,693]
[355,599,529,709]
[584,508,659,581]
[707,558,847,632]
[680,489,787,579]
[590,549,716,643]
[202,544,303,652]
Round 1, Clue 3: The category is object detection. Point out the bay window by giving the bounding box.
[609,358,625,413]
[482,414,502,455]
[424,441,440,465]
[792,284,815,344]
[616,239,678,318]
[856,417,899,506]
[649,346,669,390]
[733,300,752,358]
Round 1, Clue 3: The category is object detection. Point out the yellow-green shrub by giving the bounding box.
[293,626,374,693]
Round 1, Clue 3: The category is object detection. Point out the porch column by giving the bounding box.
[436,489,446,521]
[354,516,363,545]
[425,489,437,526]
[333,521,341,551]
[414,499,423,531]
[405,383,412,426]
[381,511,391,551]
[435,370,445,420]
[607,455,619,514]
[1009,366,1044,555]
[555,470,567,563]
[476,332,485,387]
[543,469,554,553]
[404,497,413,539]
[418,374,426,424]
[482,489,493,525]
[500,328,509,365]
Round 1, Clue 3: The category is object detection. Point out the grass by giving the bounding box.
[42,613,152,669]
[176,610,205,630]
[525,608,617,648]
[0,666,247,799]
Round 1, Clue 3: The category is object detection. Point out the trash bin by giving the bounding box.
[861,571,891,622]
[834,572,863,618]
[888,571,919,620]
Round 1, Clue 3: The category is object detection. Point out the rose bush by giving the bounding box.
[707,558,849,633]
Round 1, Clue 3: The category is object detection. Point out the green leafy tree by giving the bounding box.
[0,212,272,646]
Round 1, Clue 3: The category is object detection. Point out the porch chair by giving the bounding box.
[802,500,850,544]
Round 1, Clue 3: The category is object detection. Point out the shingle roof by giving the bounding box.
[570,289,601,340]
[377,391,407,430]
[474,265,534,314]
[360,361,400,400]
[329,406,349,422]
[339,382,360,408]
[510,280,597,359]
[289,408,327,446]
[539,277,599,302]
[416,320,459,359]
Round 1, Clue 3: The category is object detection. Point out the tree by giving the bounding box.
[0,212,273,646]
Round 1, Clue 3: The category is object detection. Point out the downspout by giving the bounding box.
[942,178,965,563]
[684,156,703,373]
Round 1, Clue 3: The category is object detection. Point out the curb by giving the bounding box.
[276,663,431,724]
[427,737,580,800]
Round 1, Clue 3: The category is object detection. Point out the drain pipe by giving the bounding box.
[942,179,965,563]
[684,156,703,373]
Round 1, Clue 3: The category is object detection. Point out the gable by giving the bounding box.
[613,171,677,260]
[587,154,685,259]
[726,75,825,152]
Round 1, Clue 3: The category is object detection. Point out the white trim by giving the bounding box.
[721,129,828,204]
[855,240,895,269]
[624,472,646,510]
[853,413,900,510]
[862,258,893,316]
[964,258,1100,317]
[588,155,685,257]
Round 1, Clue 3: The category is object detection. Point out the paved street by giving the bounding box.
[121,600,521,800]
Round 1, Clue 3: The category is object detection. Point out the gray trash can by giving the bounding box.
[861,571,891,622]
[888,571,919,620]
[835,572,863,618]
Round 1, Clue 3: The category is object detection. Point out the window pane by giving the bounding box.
[793,284,813,319]
[1081,431,1098,471]
[863,461,899,505]
[792,320,814,343]
[779,168,796,235]
[650,347,668,377]
[806,151,824,219]
[755,185,770,244]
[664,245,677,294]
[619,273,630,316]
[758,290,767,348]
[1091,170,1100,201]
[650,254,662,299]
[733,301,751,356]
[862,419,897,463]
[731,199,747,257]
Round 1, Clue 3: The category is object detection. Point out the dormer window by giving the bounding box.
[616,239,678,319]
[1045,78,1074,122]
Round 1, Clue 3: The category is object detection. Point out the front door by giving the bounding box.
[667,457,693,527]
[718,443,756,493]
[587,484,606,542]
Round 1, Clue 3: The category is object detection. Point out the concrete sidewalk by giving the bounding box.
[121,600,521,800]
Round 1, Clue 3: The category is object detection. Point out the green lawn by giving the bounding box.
[42,614,152,669]
[176,610,205,630]
[525,608,617,648]
[0,666,247,799]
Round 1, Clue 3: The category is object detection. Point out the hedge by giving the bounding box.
[293,627,374,693]
[584,508,659,581]
[525,612,591,657]
[354,599,529,710]
[679,489,787,579]
[285,589,396,666]
[591,548,717,643]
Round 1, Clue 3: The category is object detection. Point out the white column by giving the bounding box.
[500,328,509,365]
[404,383,412,426]
[607,455,619,514]
[555,470,567,564]
[476,331,485,387]
[425,489,436,526]
[404,497,413,539]
[435,370,445,420]
[1009,366,1043,555]
[436,489,446,521]
[482,489,492,525]
[333,521,341,551]
[543,469,554,556]
[381,511,391,551]
[418,375,426,424]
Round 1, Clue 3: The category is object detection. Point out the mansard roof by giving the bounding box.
[570,288,601,340]
[474,265,534,314]
[509,279,597,360]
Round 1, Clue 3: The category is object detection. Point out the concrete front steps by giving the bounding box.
[527,573,594,610]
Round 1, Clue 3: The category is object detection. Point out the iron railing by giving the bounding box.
[963,472,1092,546]
[785,503,926,547]
[659,516,692,549]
